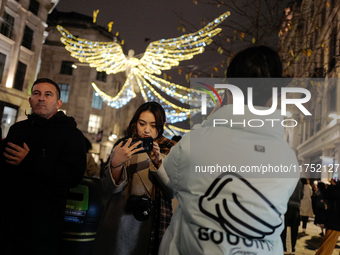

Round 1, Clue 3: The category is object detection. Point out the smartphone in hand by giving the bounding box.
[10,133,24,147]
[122,137,153,154]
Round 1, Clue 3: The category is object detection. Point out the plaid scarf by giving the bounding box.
[148,136,177,255]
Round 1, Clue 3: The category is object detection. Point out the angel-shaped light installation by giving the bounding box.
[57,12,230,123]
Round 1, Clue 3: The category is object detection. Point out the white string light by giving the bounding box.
[57,11,230,123]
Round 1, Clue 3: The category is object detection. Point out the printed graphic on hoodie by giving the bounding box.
[198,172,282,252]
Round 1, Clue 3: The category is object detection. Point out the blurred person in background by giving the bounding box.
[281,178,303,253]
[311,180,318,215]
[313,182,327,237]
[84,136,98,177]
[300,178,314,234]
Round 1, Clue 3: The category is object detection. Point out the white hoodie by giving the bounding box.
[159,105,300,255]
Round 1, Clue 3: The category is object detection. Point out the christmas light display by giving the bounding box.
[164,124,190,137]
[57,11,230,123]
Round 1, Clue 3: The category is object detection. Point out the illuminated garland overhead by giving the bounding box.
[164,125,190,139]
[57,11,230,123]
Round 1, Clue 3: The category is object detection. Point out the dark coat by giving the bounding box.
[0,111,86,254]
[324,183,340,231]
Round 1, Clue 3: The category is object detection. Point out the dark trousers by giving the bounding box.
[301,215,309,229]
[281,205,300,252]
[2,208,64,255]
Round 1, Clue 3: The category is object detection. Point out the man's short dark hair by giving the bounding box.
[226,46,283,106]
[32,78,61,100]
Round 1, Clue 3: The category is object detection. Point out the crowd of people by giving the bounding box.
[281,177,340,254]
[1,46,340,255]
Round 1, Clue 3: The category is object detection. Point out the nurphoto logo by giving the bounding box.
[191,78,313,129]
[196,82,222,115]
[200,84,311,116]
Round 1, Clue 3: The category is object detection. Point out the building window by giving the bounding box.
[22,26,34,50]
[330,86,337,113]
[96,71,107,82]
[0,12,14,39]
[328,28,337,72]
[315,101,322,133]
[88,114,102,134]
[58,83,70,103]
[1,105,18,139]
[60,61,73,75]
[0,53,6,83]
[13,61,26,90]
[92,93,103,109]
[29,0,40,16]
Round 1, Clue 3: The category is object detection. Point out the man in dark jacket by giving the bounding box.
[0,78,86,254]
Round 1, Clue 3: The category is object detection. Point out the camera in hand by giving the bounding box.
[122,137,153,154]
[127,194,153,221]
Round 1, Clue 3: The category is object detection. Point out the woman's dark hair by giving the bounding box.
[300,178,308,185]
[318,182,326,193]
[226,45,283,106]
[126,102,166,139]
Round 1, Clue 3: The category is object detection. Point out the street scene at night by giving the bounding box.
[1,0,340,254]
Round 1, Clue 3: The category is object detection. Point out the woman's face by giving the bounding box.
[137,110,158,139]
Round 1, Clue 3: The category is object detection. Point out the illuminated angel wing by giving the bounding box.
[139,12,230,75]
[57,25,127,74]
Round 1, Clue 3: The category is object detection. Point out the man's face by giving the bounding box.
[29,82,62,119]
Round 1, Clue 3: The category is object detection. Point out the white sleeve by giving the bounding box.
[162,143,180,195]
[191,120,207,130]
[150,159,175,199]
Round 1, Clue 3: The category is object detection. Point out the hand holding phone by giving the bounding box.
[111,138,144,172]
[147,141,162,166]
[121,137,153,154]
[4,142,30,165]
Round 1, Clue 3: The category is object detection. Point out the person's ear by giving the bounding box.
[56,99,63,110]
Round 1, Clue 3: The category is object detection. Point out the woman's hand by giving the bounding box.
[148,142,162,167]
[110,139,143,182]
[111,138,143,168]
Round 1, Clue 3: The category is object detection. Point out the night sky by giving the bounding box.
[57,0,226,53]
[56,0,229,76]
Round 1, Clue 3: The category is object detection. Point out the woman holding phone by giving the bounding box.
[93,102,176,255]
